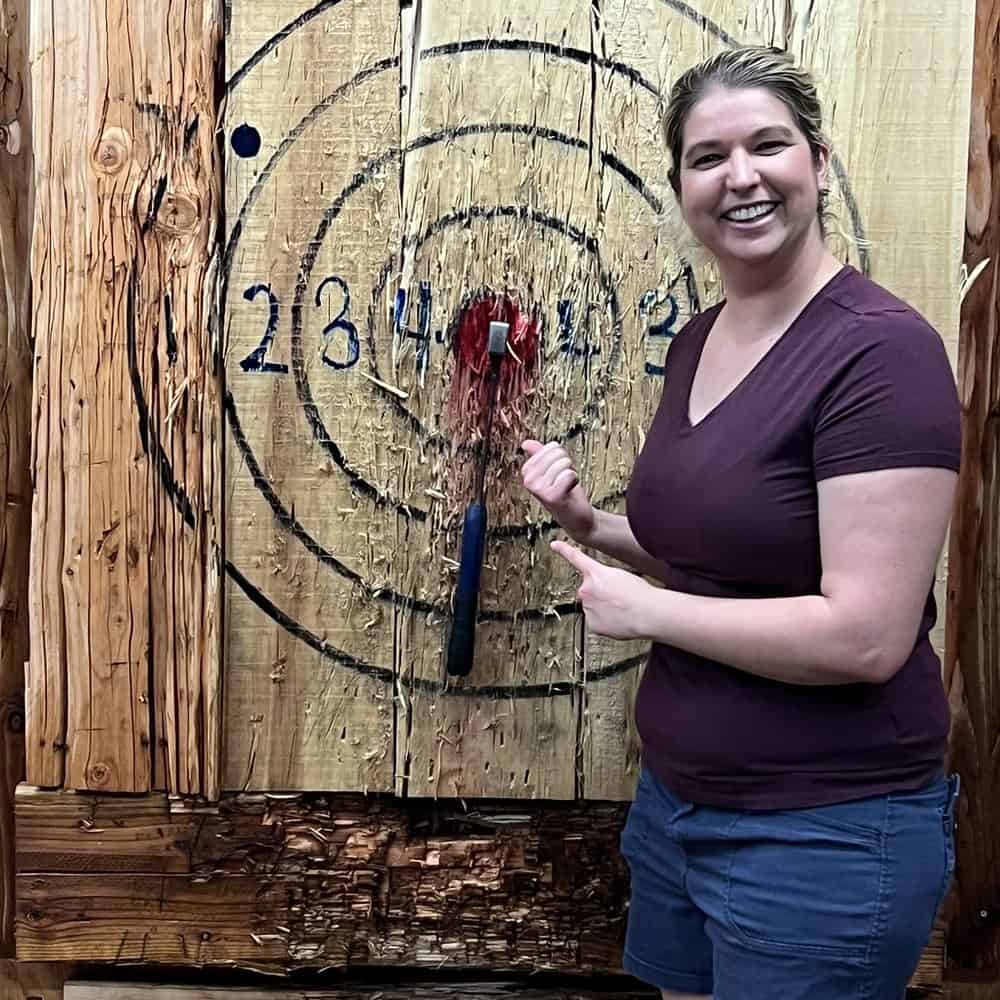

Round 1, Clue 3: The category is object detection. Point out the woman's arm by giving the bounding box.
[579,509,674,583]
[555,466,958,686]
[520,439,673,582]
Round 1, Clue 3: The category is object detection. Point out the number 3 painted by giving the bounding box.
[316,275,359,371]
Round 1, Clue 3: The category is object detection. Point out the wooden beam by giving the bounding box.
[65,985,654,1000]
[945,985,1000,1000]
[16,787,629,972]
[12,785,946,990]
[944,0,1000,976]
[0,0,32,953]
[27,0,223,794]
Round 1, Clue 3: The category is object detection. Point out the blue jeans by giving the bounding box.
[620,767,958,999]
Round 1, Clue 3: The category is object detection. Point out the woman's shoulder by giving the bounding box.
[823,267,943,346]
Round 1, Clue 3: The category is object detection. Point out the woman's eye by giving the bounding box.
[693,154,722,167]
[756,141,787,153]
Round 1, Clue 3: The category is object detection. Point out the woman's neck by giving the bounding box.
[716,233,843,338]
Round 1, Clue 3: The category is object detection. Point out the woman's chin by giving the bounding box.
[707,226,798,269]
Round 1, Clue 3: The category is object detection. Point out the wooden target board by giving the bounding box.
[222,0,968,798]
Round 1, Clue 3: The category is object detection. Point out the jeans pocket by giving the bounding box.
[724,808,885,958]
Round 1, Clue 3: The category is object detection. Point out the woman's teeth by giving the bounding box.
[725,203,776,222]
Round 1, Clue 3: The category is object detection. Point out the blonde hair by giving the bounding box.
[662,46,831,232]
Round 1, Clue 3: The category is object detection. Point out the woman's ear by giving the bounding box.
[814,143,831,191]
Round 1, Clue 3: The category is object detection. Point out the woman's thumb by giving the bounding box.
[521,439,544,456]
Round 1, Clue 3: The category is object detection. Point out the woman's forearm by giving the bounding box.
[580,509,673,583]
[636,587,901,686]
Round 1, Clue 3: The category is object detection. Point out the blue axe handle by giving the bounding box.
[446,501,487,677]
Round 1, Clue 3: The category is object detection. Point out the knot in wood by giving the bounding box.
[93,127,131,174]
[0,120,21,155]
[156,192,200,235]
[7,709,23,733]
[88,761,112,787]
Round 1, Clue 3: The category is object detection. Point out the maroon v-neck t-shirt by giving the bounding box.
[625,266,962,809]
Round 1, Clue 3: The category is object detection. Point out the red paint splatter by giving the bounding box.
[448,295,540,443]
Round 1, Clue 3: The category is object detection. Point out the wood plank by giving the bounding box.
[945,983,1000,1000]
[16,788,629,971]
[65,986,654,1000]
[0,0,31,950]
[14,785,192,874]
[396,0,615,800]
[944,0,1000,976]
[222,0,400,793]
[0,961,72,1000]
[140,1,225,799]
[29,0,152,792]
[23,0,67,791]
[28,0,223,794]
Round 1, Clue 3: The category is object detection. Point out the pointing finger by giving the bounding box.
[550,539,597,575]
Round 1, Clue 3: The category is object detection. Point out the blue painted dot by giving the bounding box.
[231,123,261,158]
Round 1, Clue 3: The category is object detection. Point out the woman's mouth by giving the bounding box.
[720,202,780,224]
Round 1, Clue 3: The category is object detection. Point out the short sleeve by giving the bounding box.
[813,312,962,481]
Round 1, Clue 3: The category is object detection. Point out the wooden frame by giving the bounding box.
[944,0,1000,980]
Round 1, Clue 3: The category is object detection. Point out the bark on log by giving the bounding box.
[0,0,32,954]
[944,0,1000,975]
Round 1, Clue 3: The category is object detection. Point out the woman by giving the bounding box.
[521,47,960,999]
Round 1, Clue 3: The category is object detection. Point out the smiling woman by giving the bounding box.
[519,44,962,1000]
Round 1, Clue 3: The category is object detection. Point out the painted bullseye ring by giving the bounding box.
[129,6,869,697]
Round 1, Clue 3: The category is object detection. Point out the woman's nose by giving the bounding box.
[725,148,761,190]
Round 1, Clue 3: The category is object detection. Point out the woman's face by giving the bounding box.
[676,85,829,269]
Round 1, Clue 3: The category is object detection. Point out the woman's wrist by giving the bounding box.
[569,506,602,546]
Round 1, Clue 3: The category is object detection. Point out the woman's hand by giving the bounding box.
[520,439,597,542]
[551,539,656,640]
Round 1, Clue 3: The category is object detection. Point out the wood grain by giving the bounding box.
[27,0,223,795]
[0,0,31,952]
[222,0,400,794]
[0,961,72,1000]
[944,0,1000,976]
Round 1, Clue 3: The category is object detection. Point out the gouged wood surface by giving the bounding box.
[0,0,31,950]
[13,785,944,988]
[395,2,594,801]
[16,788,629,972]
[944,0,1000,975]
[222,0,400,794]
[28,0,223,795]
